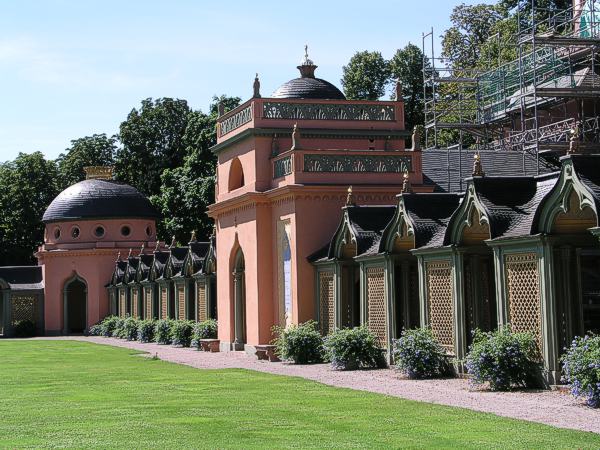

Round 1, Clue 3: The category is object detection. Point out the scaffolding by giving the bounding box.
[423,0,600,174]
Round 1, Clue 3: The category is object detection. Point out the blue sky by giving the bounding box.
[0,0,491,162]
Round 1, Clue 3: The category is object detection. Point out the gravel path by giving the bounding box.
[34,336,600,434]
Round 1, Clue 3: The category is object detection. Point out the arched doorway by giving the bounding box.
[232,248,246,349]
[64,276,87,334]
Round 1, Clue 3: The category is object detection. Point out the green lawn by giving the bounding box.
[0,341,598,449]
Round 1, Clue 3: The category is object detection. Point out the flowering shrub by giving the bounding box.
[99,316,119,337]
[561,334,600,408]
[171,320,194,347]
[271,321,324,364]
[324,326,386,370]
[88,324,103,336]
[191,319,219,349]
[112,317,126,338]
[392,328,450,379]
[465,327,541,391]
[123,317,140,341]
[137,319,156,343]
[154,319,173,345]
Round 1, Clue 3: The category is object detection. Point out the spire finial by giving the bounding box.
[116,251,121,262]
[170,235,177,248]
[253,73,261,98]
[401,171,412,194]
[346,186,356,206]
[154,241,160,252]
[139,242,145,256]
[189,230,197,243]
[304,44,309,60]
[472,152,485,177]
[127,248,132,259]
[297,45,317,78]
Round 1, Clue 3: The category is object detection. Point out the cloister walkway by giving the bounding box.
[35,336,599,434]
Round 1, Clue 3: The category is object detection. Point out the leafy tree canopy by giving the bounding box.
[56,134,117,188]
[341,51,390,100]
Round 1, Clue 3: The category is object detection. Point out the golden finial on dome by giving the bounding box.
[84,166,114,180]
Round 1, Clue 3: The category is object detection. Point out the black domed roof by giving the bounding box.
[43,178,159,223]
[271,48,346,100]
[272,77,346,100]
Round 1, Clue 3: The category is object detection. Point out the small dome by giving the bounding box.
[43,179,159,223]
[271,46,346,100]
[272,77,346,100]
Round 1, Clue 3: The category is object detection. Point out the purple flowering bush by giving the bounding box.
[561,334,600,408]
[392,328,450,379]
[272,320,324,364]
[465,327,540,391]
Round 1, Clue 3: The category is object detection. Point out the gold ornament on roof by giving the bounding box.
[401,171,412,193]
[346,186,356,206]
[170,236,177,248]
[115,251,121,262]
[154,241,161,252]
[472,152,485,177]
[190,230,197,243]
[139,243,145,256]
[84,166,114,180]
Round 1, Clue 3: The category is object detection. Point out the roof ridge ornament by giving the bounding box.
[84,166,114,180]
[346,186,356,206]
[568,124,580,155]
[127,248,132,259]
[170,236,177,248]
[116,251,121,262]
[253,73,261,98]
[472,152,485,177]
[401,171,412,194]
[139,243,145,256]
[297,44,317,78]
[154,241,160,252]
[291,123,300,150]
[189,230,197,243]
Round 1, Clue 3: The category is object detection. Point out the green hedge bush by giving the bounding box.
[88,323,103,336]
[191,319,218,349]
[465,327,541,391]
[100,316,119,337]
[561,334,600,408]
[154,319,173,345]
[112,317,126,338]
[137,319,156,343]
[324,326,386,370]
[123,317,140,341]
[272,321,324,364]
[171,320,194,347]
[392,328,450,379]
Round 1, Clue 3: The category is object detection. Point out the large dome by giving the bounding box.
[271,47,346,100]
[43,178,159,223]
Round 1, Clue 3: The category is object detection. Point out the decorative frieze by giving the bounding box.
[273,156,292,178]
[303,154,411,173]
[218,105,253,137]
[262,102,395,121]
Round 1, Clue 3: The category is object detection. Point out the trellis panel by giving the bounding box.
[119,291,126,318]
[161,288,168,319]
[319,271,335,335]
[197,282,207,322]
[145,289,152,319]
[505,253,542,347]
[11,296,36,323]
[177,286,186,320]
[366,267,387,346]
[132,290,139,318]
[426,260,454,351]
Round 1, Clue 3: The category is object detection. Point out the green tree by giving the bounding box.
[56,134,117,188]
[441,4,506,69]
[389,43,430,132]
[151,95,241,243]
[115,98,192,196]
[0,152,60,265]
[341,51,390,100]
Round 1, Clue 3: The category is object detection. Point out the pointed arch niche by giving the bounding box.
[277,220,293,328]
[63,274,87,334]
[447,186,497,344]
[230,242,246,350]
[333,214,360,328]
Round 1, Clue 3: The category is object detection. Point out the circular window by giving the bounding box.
[53,228,61,240]
[145,226,152,237]
[71,227,80,239]
[121,225,131,237]
[94,226,105,238]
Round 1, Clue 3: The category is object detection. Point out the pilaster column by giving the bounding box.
[233,270,245,349]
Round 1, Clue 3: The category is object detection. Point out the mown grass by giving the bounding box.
[0,340,598,449]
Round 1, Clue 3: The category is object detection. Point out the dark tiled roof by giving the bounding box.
[570,155,600,212]
[272,77,346,100]
[402,193,461,248]
[0,266,43,291]
[324,205,395,258]
[112,260,127,285]
[153,251,170,280]
[169,247,189,277]
[422,149,558,193]
[138,254,154,282]
[125,256,140,284]
[187,242,210,275]
[42,179,159,223]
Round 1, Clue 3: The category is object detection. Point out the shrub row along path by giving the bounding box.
[41,336,599,434]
